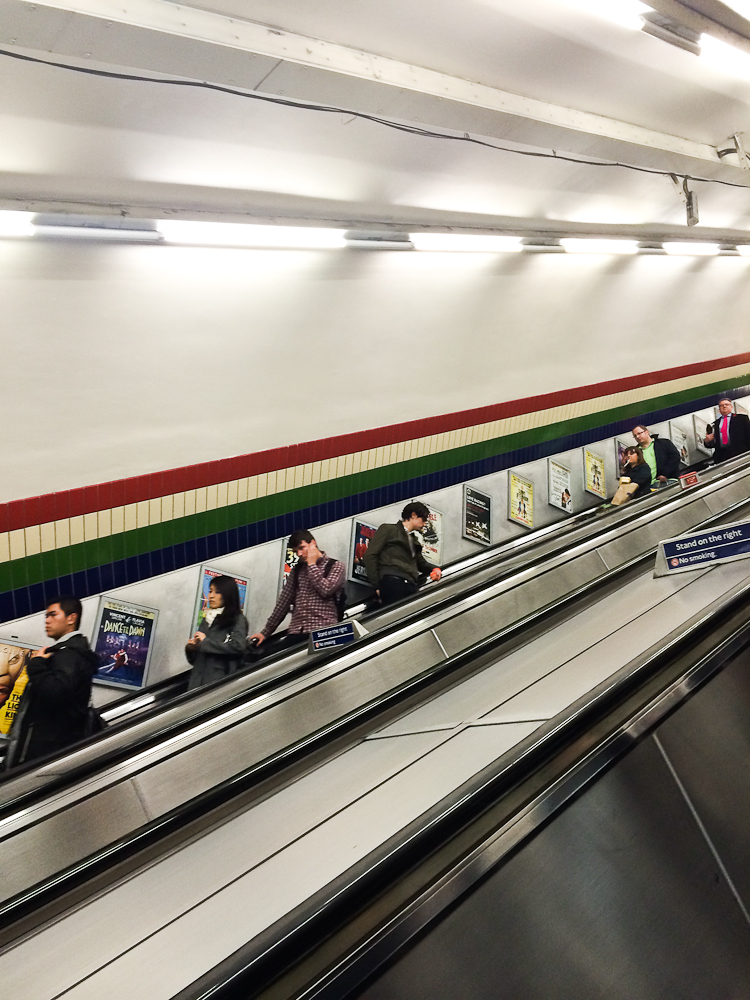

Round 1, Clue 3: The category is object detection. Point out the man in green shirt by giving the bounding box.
[631,424,681,486]
[364,501,442,606]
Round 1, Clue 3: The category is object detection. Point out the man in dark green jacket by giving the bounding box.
[364,501,442,605]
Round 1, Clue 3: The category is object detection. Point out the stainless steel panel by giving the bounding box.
[133,630,445,818]
[703,476,750,515]
[656,647,750,912]
[359,737,750,1000]
[597,497,711,570]
[0,779,148,903]
[434,549,607,657]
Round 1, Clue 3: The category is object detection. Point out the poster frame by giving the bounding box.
[348,518,378,585]
[668,421,689,466]
[0,636,41,737]
[420,506,444,566]
[508,471,534,529]
[547,458,574,514]
[278,541,301,595]
[584,449,607,499]
[614,438,633,478]
[692,413,713,457]
[462,485,492,545]
[192,565,249,637]
[91,596,160,691]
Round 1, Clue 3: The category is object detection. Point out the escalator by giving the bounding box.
[1,458,750,998]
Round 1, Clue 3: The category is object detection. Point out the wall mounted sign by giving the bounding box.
[92,597,159,690]
[655,518,750,576]
[348,519,377,585]
[463,485,492,545]
[508,472,534,529]
[548,460,573,514]
[192,565,248,636]
[584,449,607,499]
[693,414,713,457]
[669,422,689,465]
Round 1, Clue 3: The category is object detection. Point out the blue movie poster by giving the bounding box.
[92,598,158,690]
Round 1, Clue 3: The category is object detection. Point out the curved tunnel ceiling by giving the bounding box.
[2,0,750,241]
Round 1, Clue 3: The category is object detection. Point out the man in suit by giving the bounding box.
[704,398,750,463]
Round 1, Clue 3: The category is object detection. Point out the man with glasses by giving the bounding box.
[631,424,681,487]
[364,501,442,606]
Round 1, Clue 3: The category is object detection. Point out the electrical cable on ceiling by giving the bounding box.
[1,45,749,194]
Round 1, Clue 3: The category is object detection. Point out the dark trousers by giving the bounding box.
[264,632,309,654]
[379,575,419,606]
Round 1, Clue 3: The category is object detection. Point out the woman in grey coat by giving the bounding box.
[186,575,248,690]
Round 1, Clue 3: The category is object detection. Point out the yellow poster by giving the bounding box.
[584,449,607,499]
[0,641,34,736]
[508,472,534,529]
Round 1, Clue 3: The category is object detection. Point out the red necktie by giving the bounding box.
[721,416,730,446]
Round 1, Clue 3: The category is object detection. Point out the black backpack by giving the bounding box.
[290,558,347,622]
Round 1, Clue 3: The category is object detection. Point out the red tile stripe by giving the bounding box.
[2,351,749,534]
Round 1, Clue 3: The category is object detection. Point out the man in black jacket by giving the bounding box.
[364,501,442,605]
[631,424,681,485]
[8,596,98,767]
[703,398,750,463]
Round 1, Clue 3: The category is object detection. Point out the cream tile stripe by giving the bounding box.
[2,365,748,565]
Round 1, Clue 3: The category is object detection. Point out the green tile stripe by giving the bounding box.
[2,371,748,594]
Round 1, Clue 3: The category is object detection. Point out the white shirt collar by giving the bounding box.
[51,629,83,646]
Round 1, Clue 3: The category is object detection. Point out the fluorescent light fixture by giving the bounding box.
[555,0,652,31]
[700,34,750,78]
[561,238,638,254]
[0,211,34,237]
[409,233,522,252]
[736,245,750,255]
[158,221,346,248]
[33,225,161,242]
[720,1,750,20]
[663,242,720,255]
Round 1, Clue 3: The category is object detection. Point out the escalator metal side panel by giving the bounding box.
[434,549,608,658]
[702,476,750,515]
[358,734,750,1000]
[0,779,149,904]
[597,498,711,570]
[130,631,445,820]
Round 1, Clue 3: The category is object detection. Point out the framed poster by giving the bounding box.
[693,414,713,456]
[278,541,301,593]
[348,519,377,585]
[0,637,39,736]
[669,422,689,465]
[192,565,249,636]
[463,485,492,545]
[548,459,573,513]
[584,449,607,498]
[508,472,534,529]
[91,598,159,690]
[614,438,632,476]
[420,507,444,565]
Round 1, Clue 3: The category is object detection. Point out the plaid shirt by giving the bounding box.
[262,552,345,636]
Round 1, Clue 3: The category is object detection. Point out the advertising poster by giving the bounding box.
[669,422,689,465]
[192,565,249,635]
[508,472,534,529]
[736,401,749,417]
[0,638,38,737]
[548,460,573,513]
[420,507,444,565]
[279,542,301,593]
[614,438,632,475]
[348,519,377,585]
[92,598,159,690]
[693,414,713,457]
[463,486,492,545]
[584,450,607,499]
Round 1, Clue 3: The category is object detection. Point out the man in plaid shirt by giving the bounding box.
[250,530,345,652]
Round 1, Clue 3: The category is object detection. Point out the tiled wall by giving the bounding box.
[2,351,749,628]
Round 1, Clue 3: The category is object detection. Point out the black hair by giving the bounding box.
[288,529,315,549]
[401,500,430,521]
[49,595,83,629]
[208,575,242,626]
[623,446,646,466]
